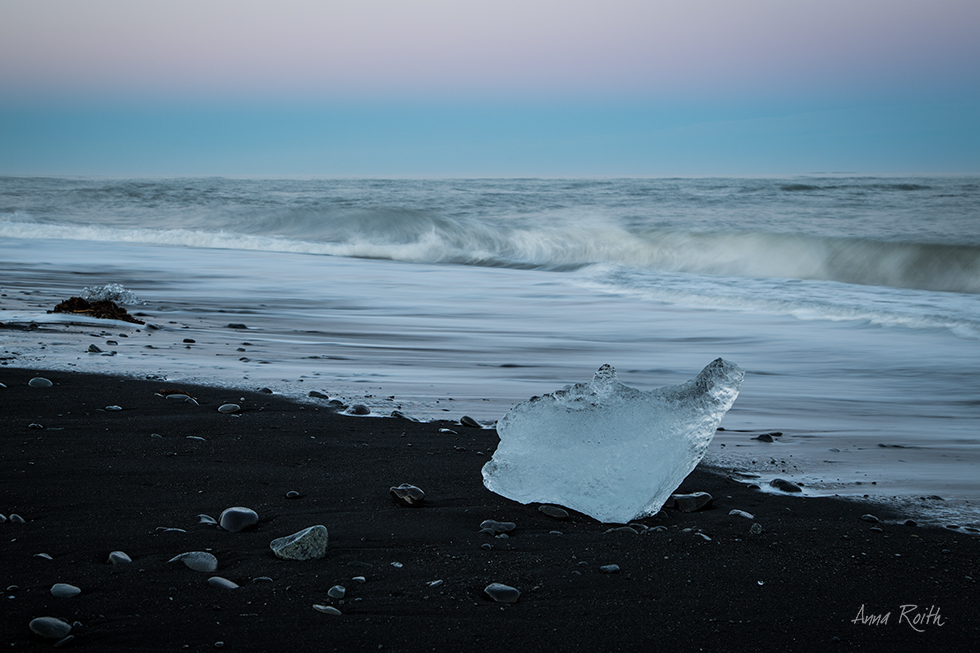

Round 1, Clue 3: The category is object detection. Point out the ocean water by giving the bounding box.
[2,177,978,523]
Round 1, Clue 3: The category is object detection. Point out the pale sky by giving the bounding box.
[1,0,978,175]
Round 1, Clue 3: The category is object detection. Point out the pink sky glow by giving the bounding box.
[3,0,979,102]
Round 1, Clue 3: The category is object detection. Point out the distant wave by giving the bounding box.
[2,211,978,294]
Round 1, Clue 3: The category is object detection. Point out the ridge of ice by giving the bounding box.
[482,359,744,523]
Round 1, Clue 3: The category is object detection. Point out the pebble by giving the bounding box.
[538,505,569,520]
[105,405,123,411]
[308,390,329,399]
[426,580,444,588]
[169,551,218,572]
[0,514,5,523]
[35,553,53,560]
[29,617,71,640]
[285,490,301,499]
[347,404,370,415]
[729,509,755,519]
[480,519,516,534]
[208,576,239,590]
[50,583,81,598]
[28,377,54,388]
[219,507,259,532]
[484,582,520,603]
[88,344,103,353]
[313,604,342,615]
[390,484,426,506]
[217,403,241,414]
[860,514,880,523]
[671,492,713,512]
[605,526,638,535]
[769,478,802,493]
[749,523,763,535]
[459,415,481,428]
[107,551,132,565]
[270,525,329,561]
[327,585,346,599]
[600,565,621,574]
[28,423,45,430]
[198,514,218,525]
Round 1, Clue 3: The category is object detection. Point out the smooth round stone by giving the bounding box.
[749,523,763,535]
[208,576,239,590]
[10,514,26,524]
[769,478,802,493]
[671,492,713,512]
[219,507,259,532]
[480,519,516,534]
[327,585,346,599]
[599,564,621,574]
[729,509,755,520]
[50,583,81,598]
[29,617,71,640]
[217,403,241,414]
[484,582,520,603]
[198,514,218,525]
[28,377,54,388]
[107,551,132,565]
[285,491,301,499]
[538,505,569,520]
[169,551,218,572]
[105,405,123,411]
[313,604,342,615]
[347,404,370,415]
[390,484,425,506]
[270,525,328,561]
[0,514,6,523]
[459,415,481,428]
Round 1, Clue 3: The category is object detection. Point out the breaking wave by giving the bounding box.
[2,209,978,294]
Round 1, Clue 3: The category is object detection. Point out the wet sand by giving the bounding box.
[1,368,977,651]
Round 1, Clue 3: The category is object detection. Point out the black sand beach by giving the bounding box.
[2,368,977,651]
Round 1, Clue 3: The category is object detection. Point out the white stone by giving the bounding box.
[482,359,743,523]
[169,551,218,572]
[219,507,258,532]
[270,525,328,561]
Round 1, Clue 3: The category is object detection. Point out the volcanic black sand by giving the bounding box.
[2,368,977,651]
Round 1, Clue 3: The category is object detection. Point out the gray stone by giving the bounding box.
[50,583,81,598]
[600,564,621,573]
[313,604,342,615]
[671,492,713,512]
[860,514,880,523]
[169,551,218,572]
[327,585,346,599]
[208,576,239,590]
[538,505,569,520]
[769,478,802,493]
[10,514,25,523]
[729,509,755,520]
[459,415,481,428]
[480,519,516,533]
[749,522,763,535]
[198,514,218,525]
[484,582,520,603]
[29,617,71,640]
[390,484,425,506]
[270,525,328,561]
[217,403,241,414]
[107,551,132,565]
[88,344,103,353]
[28,377,53,388]
[219,507,259,532]
[347,404,370,415]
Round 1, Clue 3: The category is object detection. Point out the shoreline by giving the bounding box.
[2,367,977,651]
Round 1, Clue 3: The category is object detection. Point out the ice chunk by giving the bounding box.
[482,359,744,523]
[81,283,141,305]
